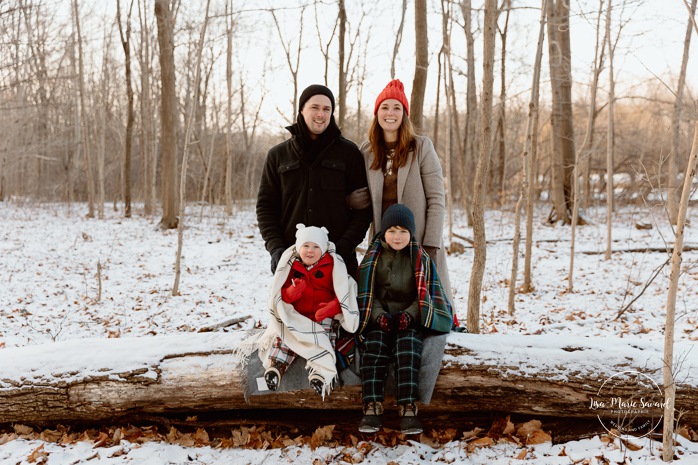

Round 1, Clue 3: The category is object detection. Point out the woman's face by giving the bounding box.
[376,99,404,135]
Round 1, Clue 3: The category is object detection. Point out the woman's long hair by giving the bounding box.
[368,109,416,171]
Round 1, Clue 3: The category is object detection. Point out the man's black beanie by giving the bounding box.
[299,84,335,113]
[381,204,416,238]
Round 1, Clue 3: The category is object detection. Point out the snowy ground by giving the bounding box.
[1,200,697,464]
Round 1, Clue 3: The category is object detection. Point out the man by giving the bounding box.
[257,84,372,277]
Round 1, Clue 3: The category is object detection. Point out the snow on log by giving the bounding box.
[0,333,696,425]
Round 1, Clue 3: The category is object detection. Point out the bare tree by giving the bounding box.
[72,0,96,218]
[490,0,511,207]
[467,0,497,334]
[271,7,304,121]
[313,2,338,87]
[605,0,616,261]
[117,0,135,218]
[511,0,547,310]
[338,0,347,128]
[411,0,428,133]
[224,0,234,215]
[391,0,408,79]
[138,0,156,216]
[546,0,576,225]
[460,0,478,226]
[568,0,607,291]
[664,4,698,460]
[663,121,698,462]
[155,0,178,229]
[668,0,697,224]
[173,0,211,296]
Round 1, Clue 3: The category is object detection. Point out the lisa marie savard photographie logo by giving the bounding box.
[588,370,667,438]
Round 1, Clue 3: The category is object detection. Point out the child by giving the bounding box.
[356,204,453,434]
[240,224,359,397]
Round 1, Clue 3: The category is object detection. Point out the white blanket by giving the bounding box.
[237,242,359,396]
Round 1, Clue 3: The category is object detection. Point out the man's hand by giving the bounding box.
[270,247,285,274]
[346,187,371,210]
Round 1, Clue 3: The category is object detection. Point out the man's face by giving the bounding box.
[301,94,332,139]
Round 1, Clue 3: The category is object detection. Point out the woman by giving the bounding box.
[359,79,453,301]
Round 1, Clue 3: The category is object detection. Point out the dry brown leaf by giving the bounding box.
[516,419,542,440]
[558,446,567,456]
[470,437,495,447]
[488,416,515,439]
[677,426,698,441]
[39,429,63,443]
[462,427,484,440]
[175,433,195,447]
[27,444,48,463]
[309,425,335,450]
[0,433,18,446]
[387,462,400,465]
[14,424,33,436]
[92,431,110,448]
[515,447,528,459]
[193,428,210,446]
[525,430,551,445]
[619,437,642,451]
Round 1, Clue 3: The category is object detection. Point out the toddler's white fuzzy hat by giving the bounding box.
[295,223,329,255]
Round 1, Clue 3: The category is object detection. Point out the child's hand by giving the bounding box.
[281,278,306,303]
[397,311,414,331]
[376,312,395,333]
[315,299,341,321]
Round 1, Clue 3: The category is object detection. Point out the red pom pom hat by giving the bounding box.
[374,79,409,116]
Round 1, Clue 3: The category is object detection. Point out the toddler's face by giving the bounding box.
[298,242,323,265]
[384,226,410,251]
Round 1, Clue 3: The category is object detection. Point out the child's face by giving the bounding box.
[298,242,323,265]
[384,226,410,251]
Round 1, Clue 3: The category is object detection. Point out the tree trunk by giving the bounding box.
[391,0,408,79]
[545,0,575,225]
[517,0,547,302]
[568,0,607,291]
[173,0,211,297]
[155,0,178,229]
[668,0,697,226]
[460,0,477,226]
[338,0,346,129]
[467,0,497,334]
[490,0,511,207]
[138,0,155,216]
[1,333,696,426]
[605,1,616,261]
[118,0,134,219]
[224,0,234,215]
[72,0,96,218]
[663,122,698,461]
[411,0,428,133]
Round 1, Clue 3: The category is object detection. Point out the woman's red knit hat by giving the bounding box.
[374,79,409,116]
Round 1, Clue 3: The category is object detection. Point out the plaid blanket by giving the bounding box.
[356,234,453,339]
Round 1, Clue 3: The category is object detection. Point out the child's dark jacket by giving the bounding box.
[356,234,453,338]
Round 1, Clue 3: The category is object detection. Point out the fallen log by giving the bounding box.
[1,332,696,426]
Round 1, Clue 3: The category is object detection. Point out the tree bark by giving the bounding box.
[460,0,477,226]
[337,0,347,129]
[1,333,696,426]
[411,0,428,133]
[391,0,408,79]
[605,0,616,261]
[668,0,697,225]
[522,1,548,295]
[224,0,234,215]
[545,0,575,225]
[117,0,134,219]
[663,120,698,460]
[467,0,497,334]
[155,0,178,229]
